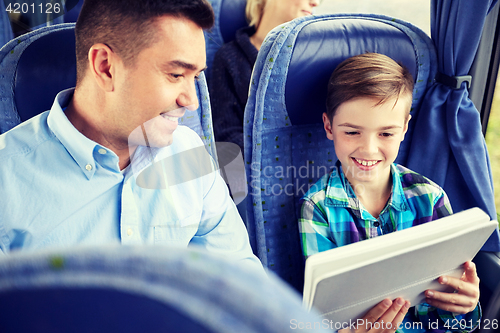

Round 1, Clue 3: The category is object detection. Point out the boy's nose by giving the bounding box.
[360,135,379,155]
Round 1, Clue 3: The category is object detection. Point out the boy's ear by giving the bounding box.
[322,112,334,141]
[88,43,117,93]
[401,114,412,141]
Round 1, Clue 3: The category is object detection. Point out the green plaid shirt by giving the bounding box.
[299,161,480,332]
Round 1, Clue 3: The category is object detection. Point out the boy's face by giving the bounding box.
[323,96,411,189]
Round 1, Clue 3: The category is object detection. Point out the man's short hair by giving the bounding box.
[325,53,414,121]
[75,0,215,84]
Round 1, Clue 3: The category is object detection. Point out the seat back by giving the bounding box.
[244,14,437,291]
[63,0,84,23]
[0,245,330,333]
[0,23,217,159]
[204,0,247,82]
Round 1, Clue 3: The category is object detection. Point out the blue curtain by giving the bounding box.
[1,1,13,46]
[406,0,500,251]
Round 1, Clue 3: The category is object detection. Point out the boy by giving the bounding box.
[299,53,480,332]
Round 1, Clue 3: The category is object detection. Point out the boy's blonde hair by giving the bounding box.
[246,0,266,27]
[326,53,414,121]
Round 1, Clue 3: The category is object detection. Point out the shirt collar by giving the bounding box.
[324,161,408,213]
[47,88,120,179]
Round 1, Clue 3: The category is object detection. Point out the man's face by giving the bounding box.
[109,16,206,150]
[323,96,411,190]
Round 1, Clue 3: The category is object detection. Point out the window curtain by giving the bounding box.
[1,1,13,45]
[406,0,500,251]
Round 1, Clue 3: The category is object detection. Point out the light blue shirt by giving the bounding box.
[0,88,263,273]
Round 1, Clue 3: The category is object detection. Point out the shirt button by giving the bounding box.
[374,221,380,227]
[98,148,107,155]
[85,164,92,171]
[127,228,133,236]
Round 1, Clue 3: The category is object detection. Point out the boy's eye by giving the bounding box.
[345,131,359,136]
[170,74,183,80]
[380,132,394,137]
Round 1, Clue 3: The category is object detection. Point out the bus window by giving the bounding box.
[316,0,431,36]
[485,73,500,222]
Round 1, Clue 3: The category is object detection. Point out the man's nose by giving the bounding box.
[177,79,199,111]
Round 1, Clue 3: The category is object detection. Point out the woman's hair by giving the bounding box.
[245,0,266,27]
[325,53,414,121]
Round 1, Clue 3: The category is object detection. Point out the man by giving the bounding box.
[0,0,261,273]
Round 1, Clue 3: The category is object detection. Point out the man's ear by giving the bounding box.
[88,43,117,92]
[323,112,334,141]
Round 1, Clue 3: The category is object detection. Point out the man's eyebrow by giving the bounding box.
[164,60,207,72]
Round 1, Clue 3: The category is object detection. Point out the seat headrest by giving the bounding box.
[219,0,247,43]
[14,28,76,122]
[63,0,84,23]
[285,18,418,125]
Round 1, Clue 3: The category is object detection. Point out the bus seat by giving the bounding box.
[0,0,13,47]
[478,281,500,333]
[204,0,247,82]
[0,23,218,159]
[0,245,330,333]
[63,0,84,23]
[243,14,438,291]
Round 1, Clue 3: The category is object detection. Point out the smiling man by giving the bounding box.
[0,0,263,274]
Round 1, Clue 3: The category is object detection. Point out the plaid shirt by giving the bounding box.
[299,161,480,333]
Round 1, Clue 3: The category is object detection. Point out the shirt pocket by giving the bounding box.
[153,213,200,246]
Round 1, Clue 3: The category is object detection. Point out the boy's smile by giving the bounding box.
[323,96,411,190]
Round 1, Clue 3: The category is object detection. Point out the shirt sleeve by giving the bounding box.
[432,185,453,218]
[189,156,266,278]
[298,198,337,258]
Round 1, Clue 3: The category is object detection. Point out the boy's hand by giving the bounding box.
[424,261,479,314]
[339,298,411,333]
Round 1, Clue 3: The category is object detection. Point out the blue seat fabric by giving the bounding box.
[204,0,247,82]
[0,245,330,333]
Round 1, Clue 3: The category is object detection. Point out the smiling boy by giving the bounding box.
[299,53,481,332]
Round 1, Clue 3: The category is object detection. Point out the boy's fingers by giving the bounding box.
[463,261,480,284]
[386,300,411,333]
[425,290,477,308]
[425,297,477,314]
[434,275,479,297]
[355,299,392,333]
[375,298,409,333]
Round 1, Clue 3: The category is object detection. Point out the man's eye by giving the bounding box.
[345,131,358,136]
[194,75,200,81]
[381,133,394,137]
[170,74,183,80]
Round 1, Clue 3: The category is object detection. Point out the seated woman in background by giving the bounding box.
[209,0,320,153]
